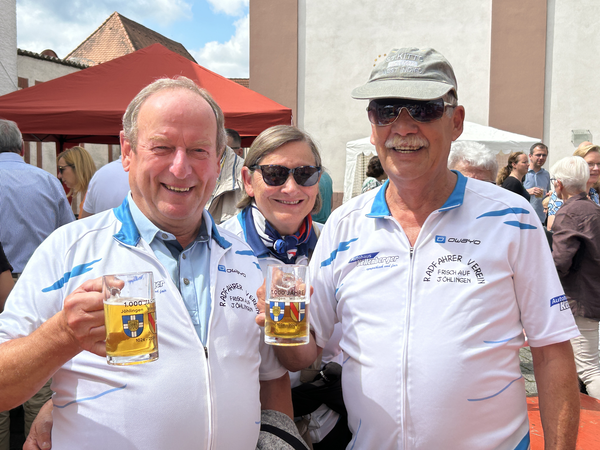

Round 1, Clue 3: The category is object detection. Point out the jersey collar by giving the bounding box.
[366,170,467,218]
[113,195,231,250]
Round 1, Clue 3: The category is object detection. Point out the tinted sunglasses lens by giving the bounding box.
[408,100,445,122]
[368,99,446,125]
[293,166,320,186]
[260,166,289,186]
[367,102,398,125]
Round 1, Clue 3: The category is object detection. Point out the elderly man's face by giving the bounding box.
[452,160,495,183]
[121,88,221,237]
[369,100,465,186]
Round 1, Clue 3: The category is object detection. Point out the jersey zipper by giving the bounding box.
[402,245,415,450]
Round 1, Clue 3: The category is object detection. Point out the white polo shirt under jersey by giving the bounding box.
[309,172,578,450]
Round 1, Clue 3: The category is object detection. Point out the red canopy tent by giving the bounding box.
[0,44,292,149]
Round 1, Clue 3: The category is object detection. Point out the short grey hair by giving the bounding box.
[550,156,589,193]
[0,119,23,154]
[448,141,498,180]
[122,76,227,156]
[238,125,323,214]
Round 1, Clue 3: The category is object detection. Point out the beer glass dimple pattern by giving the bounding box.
[102,272,158,365]
[265,265,310,346]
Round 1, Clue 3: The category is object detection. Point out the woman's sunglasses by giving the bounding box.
[367,98,455,126]
[250,165,321,187]
[57,165,73,175]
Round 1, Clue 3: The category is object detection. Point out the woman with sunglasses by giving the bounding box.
[496,151,531,200]
[57,146,96,218]
[222,125,350,450]
[547,144,600,230]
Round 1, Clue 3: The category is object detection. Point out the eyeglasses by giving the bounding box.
[57,165,73,175]
[250,165,321,187]
[366,98,456,126]
[588,163,600,169]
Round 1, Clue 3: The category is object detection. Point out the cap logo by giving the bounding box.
[386,52,424,63]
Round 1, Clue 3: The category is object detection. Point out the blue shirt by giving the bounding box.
[312,171,333,224]
[523,167,551,222]
[128,194,213,345]
[0,152,74,272]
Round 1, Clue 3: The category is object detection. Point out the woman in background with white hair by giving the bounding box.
[551,156,600,399]
[547,144,600,230]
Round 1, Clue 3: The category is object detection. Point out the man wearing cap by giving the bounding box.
[268,48,580,449]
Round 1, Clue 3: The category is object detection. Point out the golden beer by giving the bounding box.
[104,297,158,365]
[265,295,310,346]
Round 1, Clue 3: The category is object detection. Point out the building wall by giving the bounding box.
[300,0,493,190]
[0,0,18,96]
[17,54,82,86]
[249,0,298,123]
[545,0,600,164]
[489,0,547,141]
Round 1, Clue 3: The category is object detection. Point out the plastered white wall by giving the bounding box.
[299,0,492,190]
[545,0,600,166]
[0,0,18,95]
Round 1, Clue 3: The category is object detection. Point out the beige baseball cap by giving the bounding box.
[351,47,458,101]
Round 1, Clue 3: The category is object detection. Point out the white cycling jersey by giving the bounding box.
[0,198,286,449]
[309,173,578,450]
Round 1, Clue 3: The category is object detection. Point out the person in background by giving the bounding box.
[361,155,387,193]
[265,46,580,449]
[79,155,130,219]
[206,129,245,224]
[547,144,600,230]
[524,143,551,222]
[56,146,97,218]
[226,128,244,158]
[312,169,333,224]
[447,141,498,183]
[0,120,74,277]
[551,156,600,399]
[222,125,349,449]
[497,152,531,200]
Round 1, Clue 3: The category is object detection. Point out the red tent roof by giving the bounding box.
[0,44,291,147]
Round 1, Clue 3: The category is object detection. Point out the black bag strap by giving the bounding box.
[260,423,307,450]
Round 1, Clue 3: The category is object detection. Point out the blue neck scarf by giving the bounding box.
[242,204,318,264]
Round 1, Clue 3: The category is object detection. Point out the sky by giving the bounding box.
[16,0,250,78]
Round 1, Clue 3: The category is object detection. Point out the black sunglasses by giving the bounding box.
[250,165,321,187]
[57,165,73,175]
[367,98,456,126]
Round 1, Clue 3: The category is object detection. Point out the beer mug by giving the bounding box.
[102,272,158,365]
[265,265,310,346]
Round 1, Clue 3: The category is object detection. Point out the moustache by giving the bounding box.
[385,135,429,150]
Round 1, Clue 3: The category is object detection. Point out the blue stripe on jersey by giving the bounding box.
[320,238,359,267]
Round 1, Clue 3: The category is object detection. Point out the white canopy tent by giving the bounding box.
[344,121,540,202]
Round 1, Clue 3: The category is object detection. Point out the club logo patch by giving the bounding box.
[269,301,285,322]
[123,314,144,338]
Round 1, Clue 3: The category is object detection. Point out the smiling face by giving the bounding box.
[584,151,600,187]
[121,88,220,244]
[57,158,77,190]
[369,102,464,188]
[242,140,320,236]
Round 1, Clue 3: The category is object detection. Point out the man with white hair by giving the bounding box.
[551,156,600,400]
[448,141,498,183]
[267,47,580,449]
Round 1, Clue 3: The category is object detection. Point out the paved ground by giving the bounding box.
[520,346,538,396]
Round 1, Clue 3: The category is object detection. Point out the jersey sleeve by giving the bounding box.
[510,205,579,347]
